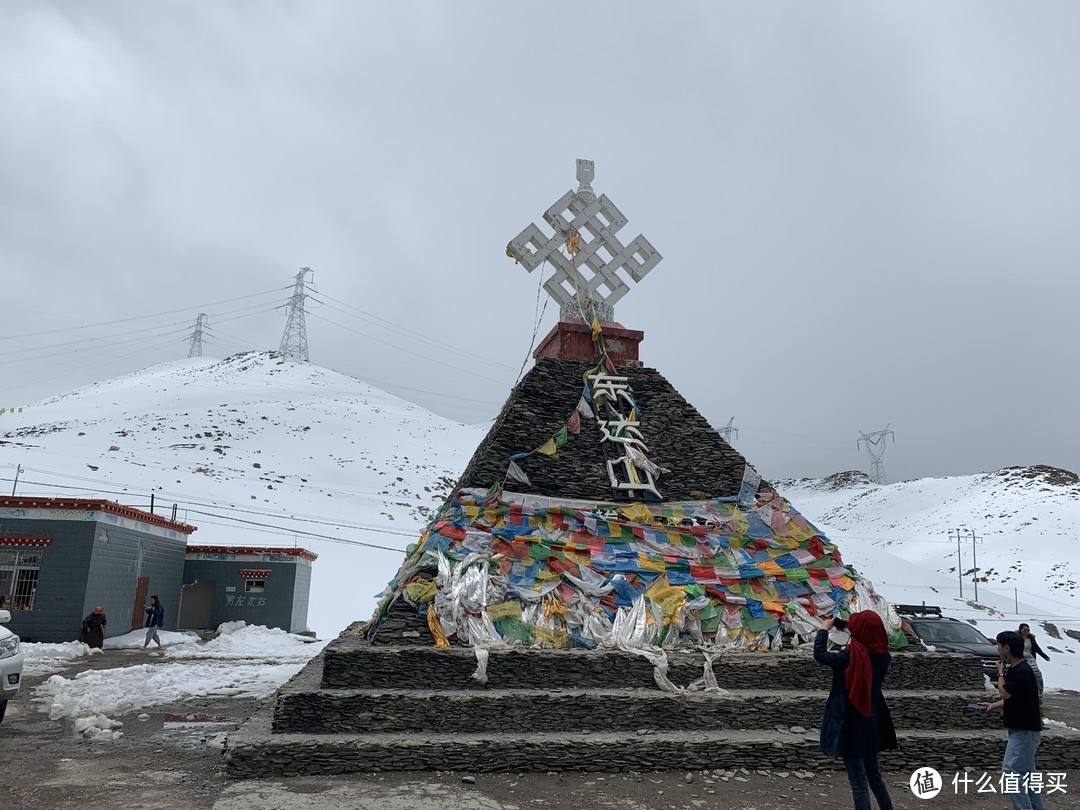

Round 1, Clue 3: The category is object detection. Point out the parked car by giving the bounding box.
[0,608,23,723]
[896,604,1000,680]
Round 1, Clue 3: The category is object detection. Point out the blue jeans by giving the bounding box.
[843,752,894,810]
[1003,729,1044,810]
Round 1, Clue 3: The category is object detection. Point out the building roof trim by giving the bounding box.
[0,496,197,534]
[186,545,318,561]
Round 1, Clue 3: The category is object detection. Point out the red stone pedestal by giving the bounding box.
[533,320,644,367]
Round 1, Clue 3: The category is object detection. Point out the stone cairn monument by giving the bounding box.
[225,161,1080,778]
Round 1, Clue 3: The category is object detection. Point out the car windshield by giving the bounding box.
[911,621,991,645]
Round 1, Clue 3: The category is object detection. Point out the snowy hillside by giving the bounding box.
[0,352,484,639]
[779,467,1080,690]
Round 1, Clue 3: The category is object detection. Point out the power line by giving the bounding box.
[312,293,516,372]
[308,312,510,387]
[0,287,290,341]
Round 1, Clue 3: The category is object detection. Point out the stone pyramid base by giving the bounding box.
[224,628,1080,778]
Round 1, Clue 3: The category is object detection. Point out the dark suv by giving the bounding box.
[896,604,1000,680]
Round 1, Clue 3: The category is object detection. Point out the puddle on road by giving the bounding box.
[160,712,238,748]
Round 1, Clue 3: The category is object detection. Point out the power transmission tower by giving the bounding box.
[718,416,739,444]
[187,313,208,358]
[279,267,313,362]
[857,424,895,484]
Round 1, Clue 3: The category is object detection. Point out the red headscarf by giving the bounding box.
[844,611,889,718]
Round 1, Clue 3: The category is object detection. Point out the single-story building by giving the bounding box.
[0,495,195,643]
[0,495,315,642]
[180,545,315,634]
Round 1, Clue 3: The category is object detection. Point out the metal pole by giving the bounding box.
[971,530,978,602]
[1015,587,1018,614]
[954,529,964,599]
[150,493,155,515]
[11,464,21,496]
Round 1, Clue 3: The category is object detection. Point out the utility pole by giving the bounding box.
[951,528,964,599]
[951,528,978,601]
[971,530,979,601]
[187,313,208,358]
[279,267,313,362]
[11,464,22,496]
[857,424,895,485]
[718,417,739,444]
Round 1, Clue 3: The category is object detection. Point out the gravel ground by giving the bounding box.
[2,651,1078,809]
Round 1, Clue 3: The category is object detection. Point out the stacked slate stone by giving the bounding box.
[456,359,749,501]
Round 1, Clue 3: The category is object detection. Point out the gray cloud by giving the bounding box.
[2,1,1077,482]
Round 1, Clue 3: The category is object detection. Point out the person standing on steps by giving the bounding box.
[80,606,107,649]
[143,595,164,649]
[980,631,1044,810]
[814,611,897,810]
[1018,623,1050,696]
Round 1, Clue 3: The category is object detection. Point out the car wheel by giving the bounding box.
[0,700,6,724]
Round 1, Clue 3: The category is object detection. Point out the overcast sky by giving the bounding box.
[2,2,1077,484]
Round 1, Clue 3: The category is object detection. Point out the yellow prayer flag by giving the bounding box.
[535,437,559,458]
[486,600,524,621]
[532,625,568,648]
[427,608,451,649]
[618,502,653,524]
[636,554,667,573]
[405,580,437,604]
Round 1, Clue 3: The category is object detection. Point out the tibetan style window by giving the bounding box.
[245,580,266,594]
[0,549,43,611]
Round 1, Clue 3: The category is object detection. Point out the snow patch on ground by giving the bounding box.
[22,642,104,677]
[164,622,324,661]
[103,628,202,650]
[33,624,326,740]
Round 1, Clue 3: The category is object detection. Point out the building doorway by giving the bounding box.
[178,580,215,629]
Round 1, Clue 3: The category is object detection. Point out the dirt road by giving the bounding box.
[2,651,1078,809]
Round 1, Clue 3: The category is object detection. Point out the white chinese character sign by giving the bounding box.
[506,159,662,323]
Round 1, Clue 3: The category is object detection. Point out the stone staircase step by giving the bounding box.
[227,705,1080,778]
[322,638,986,692]
[273,685,999,734]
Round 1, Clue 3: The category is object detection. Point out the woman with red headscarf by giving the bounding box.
[815,611,898,810]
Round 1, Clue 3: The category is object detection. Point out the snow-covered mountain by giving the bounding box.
[0,352,484,639]
[5,354,1079,689]
[779,467,1080,689]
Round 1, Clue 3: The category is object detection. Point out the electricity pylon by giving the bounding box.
[279,267,313,362]
[187,313,208,358]
[857,424,895,484]
[718,416,739,444]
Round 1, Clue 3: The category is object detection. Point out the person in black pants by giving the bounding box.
[815,612,897,810]
[1018,623,1050,696]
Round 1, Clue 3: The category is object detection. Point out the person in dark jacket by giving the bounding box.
[1018,624,1050,696]
[143,595,164,649]
[80,606,107,649]
[815,611,897,810]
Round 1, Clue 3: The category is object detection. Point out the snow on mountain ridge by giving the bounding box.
[1,352,485,640]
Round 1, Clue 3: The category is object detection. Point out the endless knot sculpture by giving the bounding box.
[506,159,662,323]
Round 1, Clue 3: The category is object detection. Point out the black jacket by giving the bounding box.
[813,630,898,757]
[81,612,108,632]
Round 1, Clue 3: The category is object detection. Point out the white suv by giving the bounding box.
[0,609,23,723]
